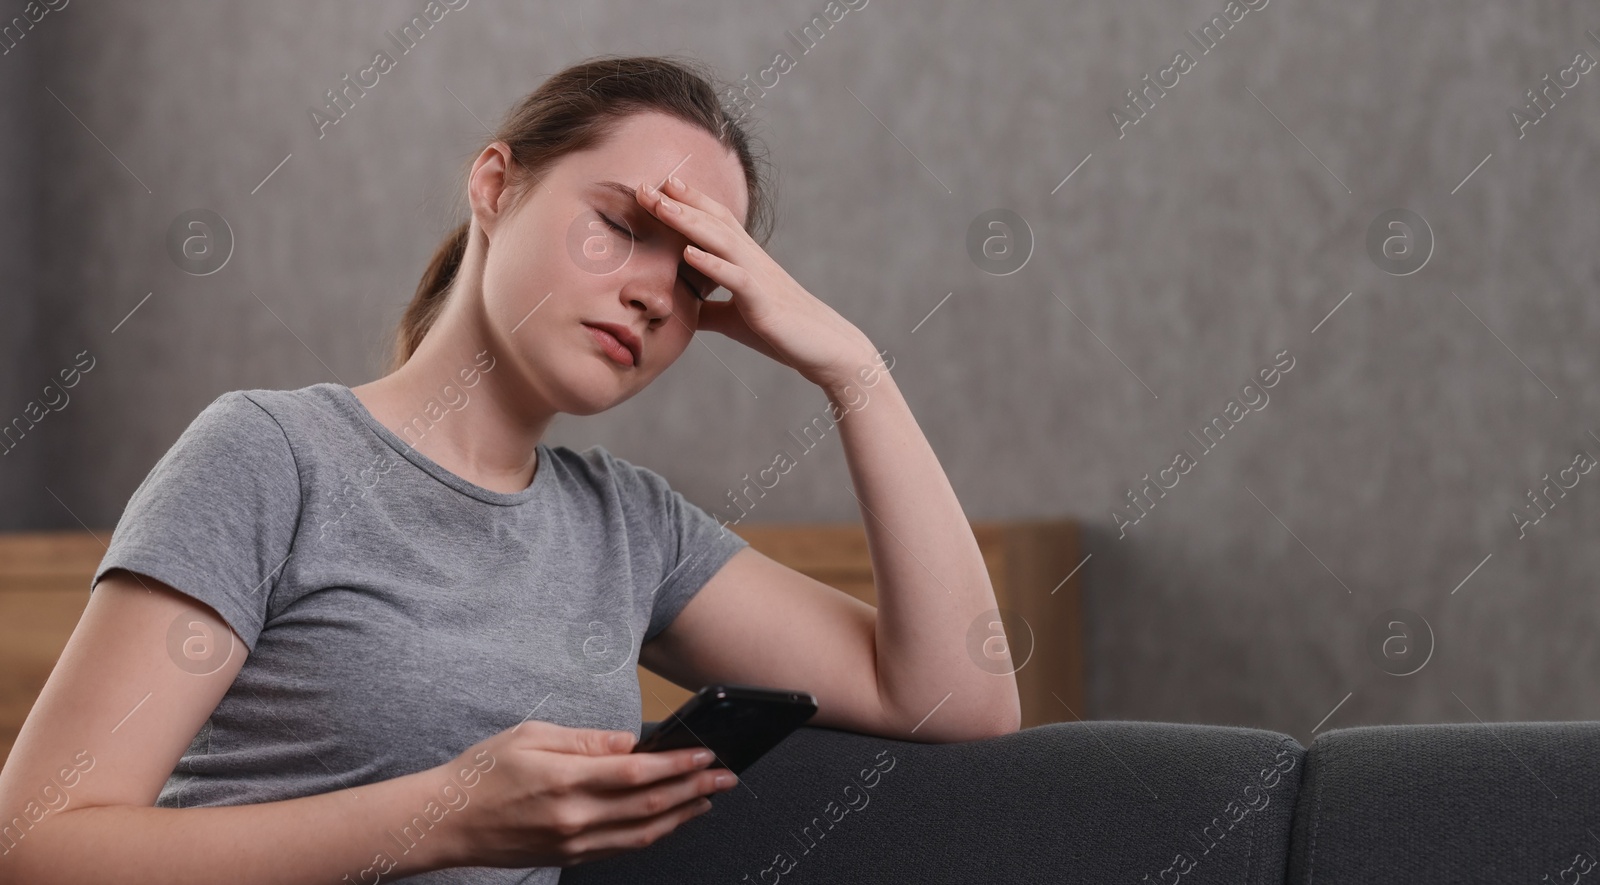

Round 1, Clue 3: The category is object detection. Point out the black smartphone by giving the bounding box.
[632,683,818,774]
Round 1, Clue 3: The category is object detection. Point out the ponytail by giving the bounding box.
[390,220,469,373]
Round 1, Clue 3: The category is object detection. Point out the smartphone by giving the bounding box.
[632,683,818,774]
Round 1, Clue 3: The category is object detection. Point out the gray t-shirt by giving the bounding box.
[90,382,748,883]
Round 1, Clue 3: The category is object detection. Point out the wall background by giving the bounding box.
[4,0,1598,744]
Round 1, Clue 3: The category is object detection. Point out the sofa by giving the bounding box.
[562,719,1600,884]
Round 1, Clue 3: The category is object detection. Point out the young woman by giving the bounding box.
[0,56,1018,883]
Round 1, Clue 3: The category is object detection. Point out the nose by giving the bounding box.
[620,259,677,327]
[626,288,671,325]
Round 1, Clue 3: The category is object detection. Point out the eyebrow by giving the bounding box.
[592,180,649,200]
[591,178,749,231]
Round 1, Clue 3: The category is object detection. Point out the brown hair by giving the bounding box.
[389,55,776,372]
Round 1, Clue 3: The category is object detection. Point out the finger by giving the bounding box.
[682,241,751,297]
[659,173,743,229]
[569,744,718,792]
[583,766,732,828]
[513,719,635,756]
[562,794,714,865]
[634,182,739,257]
[692,298,741,338]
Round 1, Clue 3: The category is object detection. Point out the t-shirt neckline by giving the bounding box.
[323,382,549,507]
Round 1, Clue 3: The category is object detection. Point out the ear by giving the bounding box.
[467,142,517,245]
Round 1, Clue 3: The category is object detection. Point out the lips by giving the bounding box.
[583,322,640,367]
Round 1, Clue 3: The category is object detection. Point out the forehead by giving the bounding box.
[558,111,749,226]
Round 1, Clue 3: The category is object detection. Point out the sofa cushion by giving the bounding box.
[1287,722,1600,884]
[563,720,1304,884]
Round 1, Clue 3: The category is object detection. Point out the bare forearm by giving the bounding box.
[824,354,1022,741]
[2,764,465,884]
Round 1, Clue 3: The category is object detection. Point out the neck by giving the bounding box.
[355,293,555,495]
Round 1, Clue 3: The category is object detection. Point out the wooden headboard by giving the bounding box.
[0,521,1083,763]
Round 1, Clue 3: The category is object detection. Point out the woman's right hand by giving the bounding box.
[436,718,740,870]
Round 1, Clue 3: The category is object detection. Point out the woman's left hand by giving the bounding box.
[636,176,876,390]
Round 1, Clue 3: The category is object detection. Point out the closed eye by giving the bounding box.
[600,213,634,240]
[682,274,708,301]
[603,213,708,301]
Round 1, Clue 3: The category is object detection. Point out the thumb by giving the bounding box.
[693,298,745,340]
[695,300,791,368]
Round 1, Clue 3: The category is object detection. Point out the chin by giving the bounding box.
[557,371,645,416]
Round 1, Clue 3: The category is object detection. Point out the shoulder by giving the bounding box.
[173,389,290,455]
[185,384,322,431]
[161,385,348,486]
[111,389,308,563]
[224,383,345,436]
[193,383,361,464]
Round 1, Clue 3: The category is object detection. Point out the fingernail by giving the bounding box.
[714,773,736,788]
[658,195,679,213]
[692,750,712,764]
[668,174,684,190]
[643,183,660,197]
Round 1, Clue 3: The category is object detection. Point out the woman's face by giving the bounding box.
[475,110,751,417]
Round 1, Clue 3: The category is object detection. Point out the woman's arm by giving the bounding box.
[0,572,467,883]
[633,174,1022,740]
[6,767,464,884]
[821,354,1023,739]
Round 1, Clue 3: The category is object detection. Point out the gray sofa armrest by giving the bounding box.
[563,720,1304,884]
[1287,722,1600,885]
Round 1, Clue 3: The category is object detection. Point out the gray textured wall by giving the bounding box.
[5,0,1599,741]
[0,12,44,521]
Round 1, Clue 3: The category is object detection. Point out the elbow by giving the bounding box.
[976,703,1023,739]
[887,700,1021,743]
[932,712,1020,743]
[873,666,1022,742]
[997,711,1024,736]
[978,686,1024,738]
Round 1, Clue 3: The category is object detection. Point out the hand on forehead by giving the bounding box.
[580,112,749,227]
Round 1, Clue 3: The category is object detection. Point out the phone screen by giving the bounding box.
[633,683,818,773]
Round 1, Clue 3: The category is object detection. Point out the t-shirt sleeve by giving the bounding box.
[602,451,749,644]
[90,391,302,654]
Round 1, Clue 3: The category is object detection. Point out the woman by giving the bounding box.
[0,56,1018,883]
